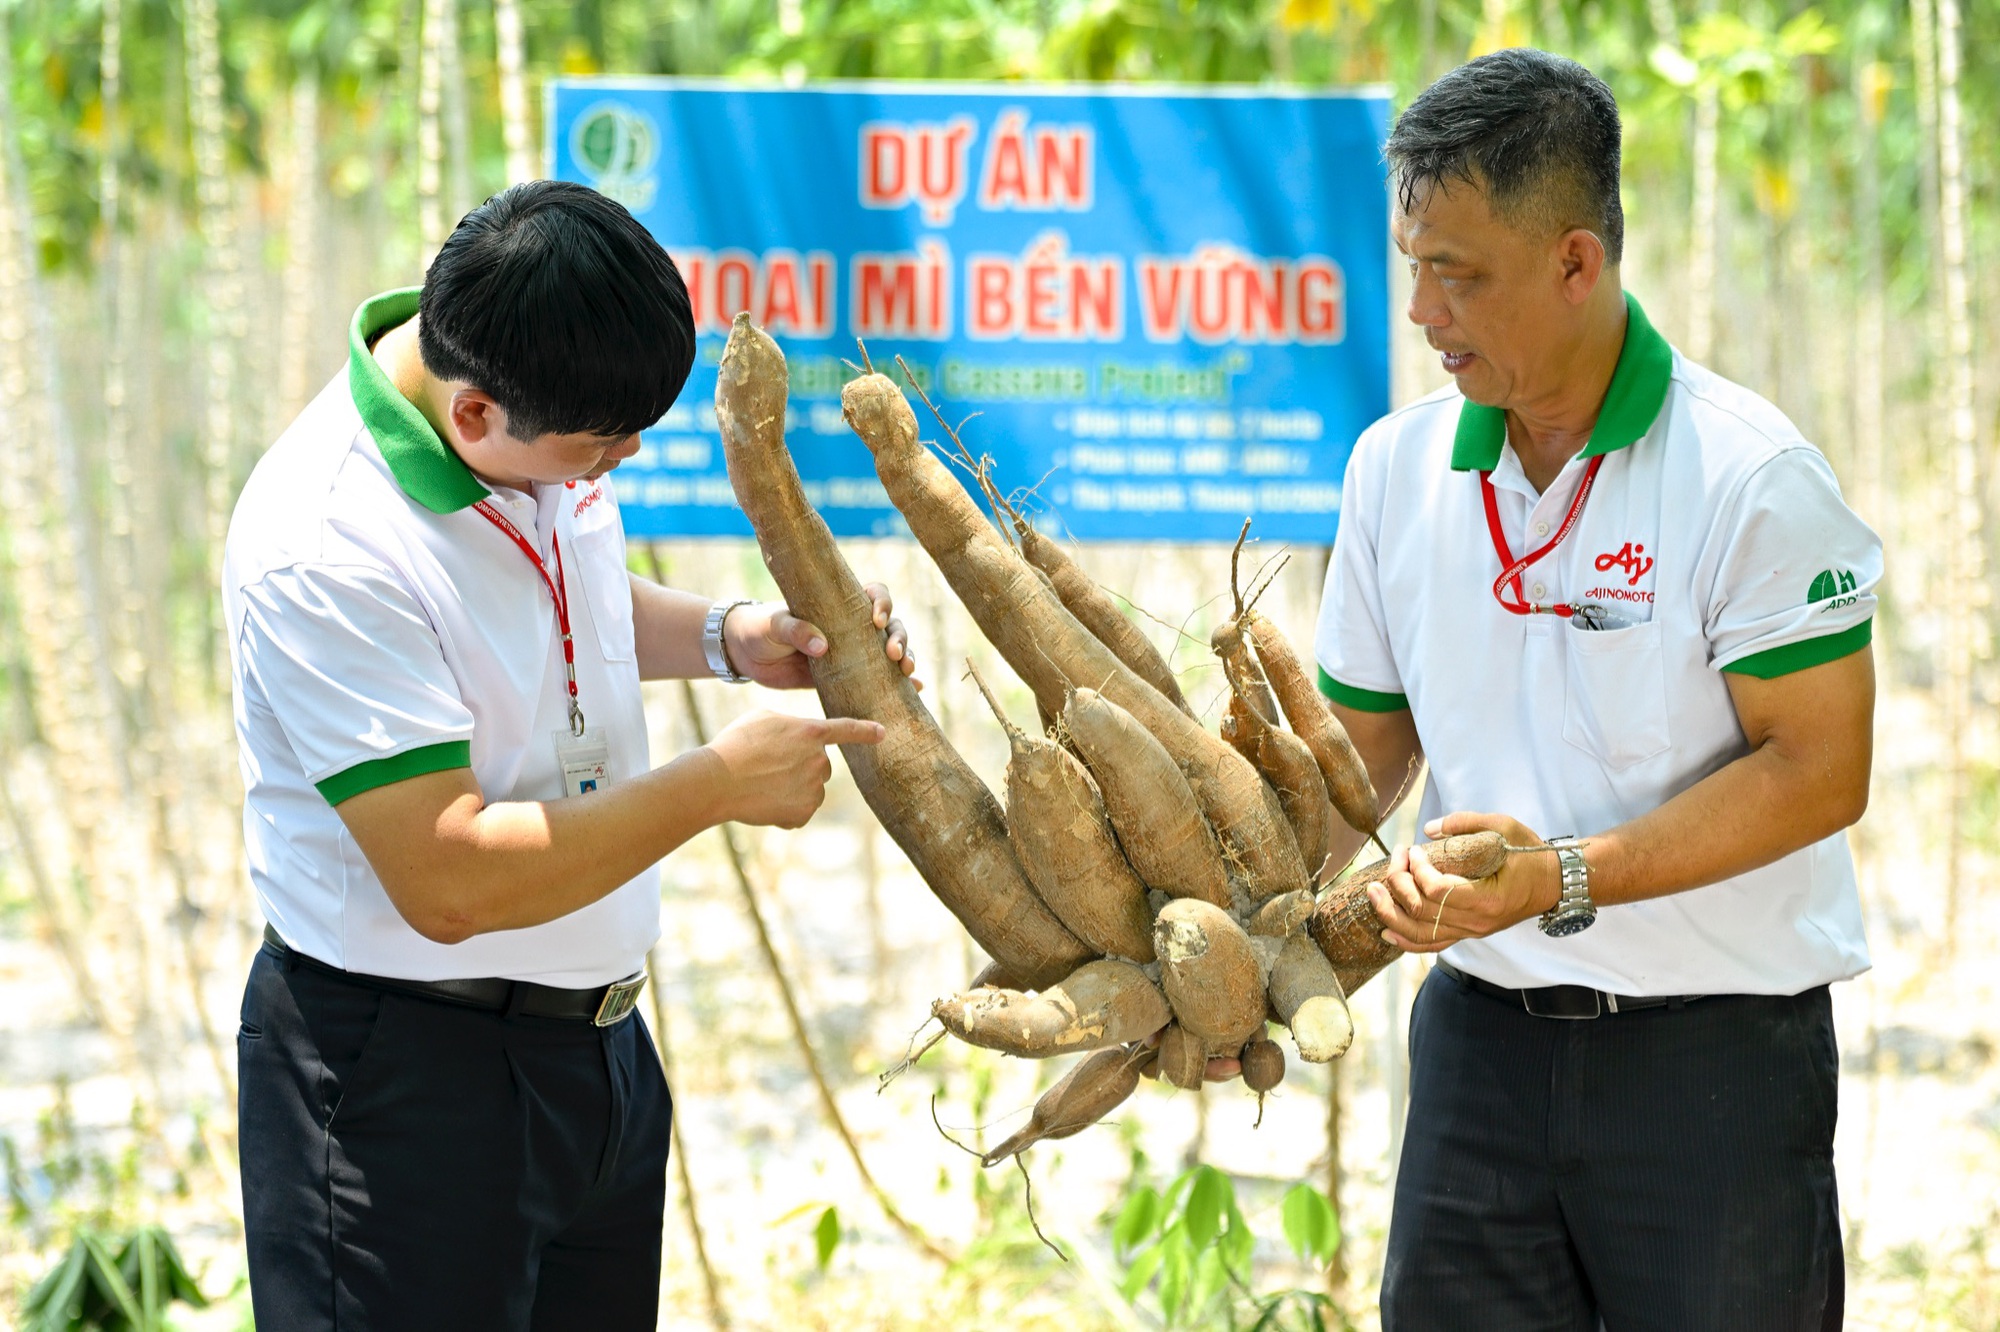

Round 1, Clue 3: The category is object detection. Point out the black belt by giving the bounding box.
[263,924,646,1027]
[1437,958,1704,1020]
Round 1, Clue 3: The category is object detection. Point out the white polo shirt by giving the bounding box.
[224,288,659,987]
[1315,295,1880,995]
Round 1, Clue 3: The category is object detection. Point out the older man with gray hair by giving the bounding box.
[1314,49,1875,1330]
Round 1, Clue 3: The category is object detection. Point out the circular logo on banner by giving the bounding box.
[570,102,658,212]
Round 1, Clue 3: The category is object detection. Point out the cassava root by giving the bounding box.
[842,369,1308,901]
[982,1046,1144,1166]
[971,664,1157,962]
[932,960,1170,1058]
[717,317,1092,990]
[1308,831,1510,994]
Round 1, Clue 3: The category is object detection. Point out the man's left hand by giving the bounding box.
[722,582,919,691]
[1368,812,1561,953]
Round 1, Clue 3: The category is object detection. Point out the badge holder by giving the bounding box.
[555,725,611,797]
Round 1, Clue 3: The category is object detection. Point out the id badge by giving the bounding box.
[554,728,612,797]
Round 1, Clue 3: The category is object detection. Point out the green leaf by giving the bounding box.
[1219,1208,1255,1275]
[83,1233,145,1327]
[812,1206,840,1272]
[1120,1241,1164,1302]
[1188,1247,1227,1313]
[1159,1236,1190,1322]
[118,1228,165,1329]
[159,1234,209,1308]
[1282,1182,1339,1266]
[1113,1184,1162,1254]
[21,1240,90,1329]
[1183,1166,1229,1249]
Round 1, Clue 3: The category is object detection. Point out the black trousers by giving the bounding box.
[237,941,671,1331]
[1381,967,1843,1332]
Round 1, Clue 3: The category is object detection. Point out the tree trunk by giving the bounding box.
[418,0,448,262]
[1935,0,1984,942]
[441,0,473,226]
[99,0,143,701]
[495,0,534,183]
[98,0,122,238]
[277,71,322,428]
[1686,84,1719,365]
[1853,57,1888,535]
[184,0,242,620]
[1909,0,1944,306]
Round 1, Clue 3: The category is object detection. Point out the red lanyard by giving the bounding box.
[473,499,585,735]
[1479,454,1606,618]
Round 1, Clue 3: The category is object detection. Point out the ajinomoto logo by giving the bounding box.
[570,102,658,212]
[1809,568,1859,611]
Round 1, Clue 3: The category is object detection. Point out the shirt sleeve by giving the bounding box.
[237,563,477,804]
[1314,434,1408,712]
[1703,448,1882,678]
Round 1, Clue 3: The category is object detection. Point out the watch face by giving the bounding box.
[1541,907,1598,938]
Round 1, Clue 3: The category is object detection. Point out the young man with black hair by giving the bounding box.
[1312,50,1875,1329]
[225,180,914,1328]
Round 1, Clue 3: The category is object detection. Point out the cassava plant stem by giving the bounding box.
[674,675,954,1266]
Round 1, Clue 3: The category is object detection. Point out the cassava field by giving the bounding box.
[4,0,2000,1327]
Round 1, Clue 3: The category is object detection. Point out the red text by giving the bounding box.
[977,110,1093,213]
[859,118,977,226]
[1136,246,1346,346]
[965,232,1124,343]
[850,240,952,340]
[674,248,836,338]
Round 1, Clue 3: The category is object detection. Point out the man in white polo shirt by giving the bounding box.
[1314,51,1876,1329]
[226,181,912,1329]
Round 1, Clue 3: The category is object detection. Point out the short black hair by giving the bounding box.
[1386,48,1624,264]
[419,180,695,442]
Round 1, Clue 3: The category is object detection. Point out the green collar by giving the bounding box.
[348,288,489,513]
[1449,293,1673,472]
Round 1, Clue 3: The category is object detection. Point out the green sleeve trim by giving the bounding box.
[316,740,472,806]
[1318,667,1409,713]
[1720,618,1873,680]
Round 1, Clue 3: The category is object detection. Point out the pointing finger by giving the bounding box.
[819,717,887,746]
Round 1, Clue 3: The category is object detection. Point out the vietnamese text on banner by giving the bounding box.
[548,80,1391,544]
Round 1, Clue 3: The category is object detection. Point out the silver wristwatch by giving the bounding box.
[702,599,755,684]
[1537,835,1597,938]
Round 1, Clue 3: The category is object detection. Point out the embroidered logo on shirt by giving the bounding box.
[574,484,605,519]
[1592,542,1654,587]
[1809,568,1858,611]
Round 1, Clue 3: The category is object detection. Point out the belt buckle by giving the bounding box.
[1522,985,1603,1020]
[593,973,647,1027]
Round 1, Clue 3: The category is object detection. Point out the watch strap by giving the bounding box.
[1543,835,1592,914]
[703,599,755,684]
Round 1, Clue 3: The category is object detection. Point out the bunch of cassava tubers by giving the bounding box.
[715,315,1513,1164]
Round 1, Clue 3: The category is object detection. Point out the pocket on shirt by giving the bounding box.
[1561,617,1671,769]
[571,523,636,663]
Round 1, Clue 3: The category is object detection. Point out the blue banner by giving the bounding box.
[548,79,1390,543]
